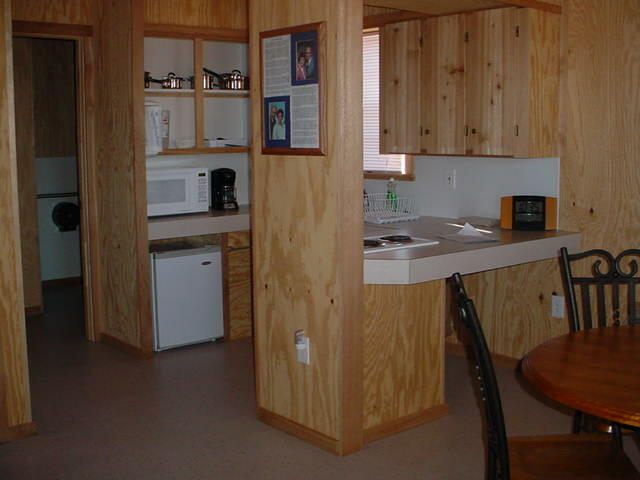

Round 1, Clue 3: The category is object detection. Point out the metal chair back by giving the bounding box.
[451,273,510,480]
[559,247,640,332]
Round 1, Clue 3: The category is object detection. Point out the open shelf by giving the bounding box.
[145,88,195,97]
[204,89,249,98]
[158,147,250,155]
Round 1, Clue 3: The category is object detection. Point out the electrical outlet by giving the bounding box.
[294,330,310,365]
[445,169,456,190]
[551,295,565,318]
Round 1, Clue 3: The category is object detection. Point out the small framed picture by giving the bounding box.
[263,96,291,149]
[291,30,318,86]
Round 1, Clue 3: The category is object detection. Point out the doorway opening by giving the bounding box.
[13,34,95,342]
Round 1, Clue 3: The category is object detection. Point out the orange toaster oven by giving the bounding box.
[500,196,557,231]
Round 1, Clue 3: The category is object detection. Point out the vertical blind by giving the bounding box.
[363,32,406,174]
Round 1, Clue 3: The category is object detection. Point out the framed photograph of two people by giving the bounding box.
[260,22,325,156]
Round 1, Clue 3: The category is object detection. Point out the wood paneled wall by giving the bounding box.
[250,0,363,455]
[461,0,640,360]
[13,38,42,313]
[11,0,95,25]
[95,0,152,355]
[560,0,640,253]
[0,0,32,433]
[144,0,248,30]
[31,39,77,158]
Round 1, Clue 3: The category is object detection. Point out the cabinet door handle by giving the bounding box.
[201,261,212,266]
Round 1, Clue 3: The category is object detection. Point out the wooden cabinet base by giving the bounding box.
[222,231,253,340]
[364,281,446,433]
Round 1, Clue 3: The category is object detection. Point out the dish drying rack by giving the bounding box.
[363,193,420,224]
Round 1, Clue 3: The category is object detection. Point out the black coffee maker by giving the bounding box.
[211,168,239,211]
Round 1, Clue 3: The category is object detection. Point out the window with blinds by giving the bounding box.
[363,31,406,174]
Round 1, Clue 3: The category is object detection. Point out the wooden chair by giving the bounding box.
[560,247,640,443]
[451,272,640,480]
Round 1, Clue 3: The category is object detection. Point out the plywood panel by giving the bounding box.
[459,259,567,359]
[31,38,77,158]
[226,248,252,340]
[144,0,248,30]
[11,0,94,25]
[421,14,466,154]
[250,0,363,454]
[465,7,517,156]
[13,38,42,312]
[95,0,152,354]
[363,281,445,430]
[0,0,32,430]
[380,19,422,154]
[561,0,640,254]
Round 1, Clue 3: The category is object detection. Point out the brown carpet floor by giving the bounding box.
[1,284,638,479]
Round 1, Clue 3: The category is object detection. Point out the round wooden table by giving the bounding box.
[522,325,640,428]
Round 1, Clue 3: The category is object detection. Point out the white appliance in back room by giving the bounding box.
[36,156,82,281]
[151,246,224,351]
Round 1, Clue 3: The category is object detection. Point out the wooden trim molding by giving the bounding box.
[501,1,561,14]
[12,21,93,37]
[363,11,430,29]
[100,334,153,360]
[0,421,37,443]
[445,341,521,369]
[144,23,248,42]
[258,408,341,455]
[363,404,449,444]
[24,305,43,317]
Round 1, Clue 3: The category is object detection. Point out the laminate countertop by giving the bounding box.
[148,204,250,240]
[364,217,581,285]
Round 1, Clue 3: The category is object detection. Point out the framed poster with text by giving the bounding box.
[260,22,325,156]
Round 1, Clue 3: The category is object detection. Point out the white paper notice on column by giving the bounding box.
[263,34,291,98]
[290,84,319,149]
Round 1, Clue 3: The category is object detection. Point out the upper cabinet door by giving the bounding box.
[421,14,466,155]
[380,19,422,154]
[513,8,560,158]
[465,8,518,156]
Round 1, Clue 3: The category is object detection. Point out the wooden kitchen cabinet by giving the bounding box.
[421,14,466,155]
[380,19,422,154]
[465,8,517,156]
[222,230,253,340]
[381,7,559,158]
[466,7,560,157]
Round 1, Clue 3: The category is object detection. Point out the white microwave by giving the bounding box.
[146,167,210,217]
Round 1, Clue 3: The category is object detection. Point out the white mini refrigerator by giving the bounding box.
[151,246,224,351]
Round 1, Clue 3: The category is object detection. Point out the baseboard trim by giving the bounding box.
[25,305,44,317]
[100,333,153,359]
[0,421,37,443]
[364,404,449,444]
[42,276,83,288]
[257,408,341,455]
[445,341,521,369]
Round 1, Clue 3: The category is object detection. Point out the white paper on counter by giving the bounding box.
[440,223,498,243]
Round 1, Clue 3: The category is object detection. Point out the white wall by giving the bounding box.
[364,156,560,219]
[146,153,251,206]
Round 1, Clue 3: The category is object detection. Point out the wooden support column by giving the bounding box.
[0,0,35,441]
[250,0,364,455]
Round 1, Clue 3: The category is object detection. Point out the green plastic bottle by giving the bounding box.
[386,177,398,211]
